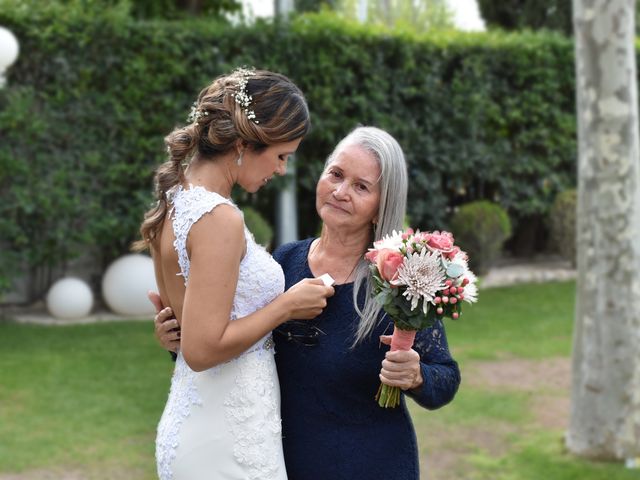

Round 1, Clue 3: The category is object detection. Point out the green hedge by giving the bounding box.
[450,200,512,275]
[0,10,578,297]
[548,188,577,267]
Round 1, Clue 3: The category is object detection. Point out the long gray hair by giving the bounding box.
[321,126,408,345]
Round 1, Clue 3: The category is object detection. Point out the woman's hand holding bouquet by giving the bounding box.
[365,229,478,408]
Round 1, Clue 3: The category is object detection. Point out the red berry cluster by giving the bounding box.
[434,277,469,319]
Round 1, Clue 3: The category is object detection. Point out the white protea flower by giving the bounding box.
[463,271,478,303]
[373,230,404,251]
[451,251,478,303]
[393,249,447,314]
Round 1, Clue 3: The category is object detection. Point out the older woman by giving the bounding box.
[154,126,460,479]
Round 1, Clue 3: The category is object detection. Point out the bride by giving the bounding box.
[134,68,333,480]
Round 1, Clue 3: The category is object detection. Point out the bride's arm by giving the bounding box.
[181,205,332,372]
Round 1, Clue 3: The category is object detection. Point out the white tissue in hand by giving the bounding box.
[318,273,335,286]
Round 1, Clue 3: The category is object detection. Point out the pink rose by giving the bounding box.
[365,249,379,263]
[415,231,432,244]
[376,248,405,282]
[443,246,461,260]
[427,231,455,252]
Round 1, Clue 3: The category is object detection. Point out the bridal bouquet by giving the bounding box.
[365,229,478,408]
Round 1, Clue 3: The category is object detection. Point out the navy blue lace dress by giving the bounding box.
[273,239,461,480]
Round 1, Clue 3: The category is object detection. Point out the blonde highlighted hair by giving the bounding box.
[133,69,310,251]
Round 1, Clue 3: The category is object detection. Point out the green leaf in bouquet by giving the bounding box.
[383,303,401,318]
[370,264,383,281]
[396,296,417,317]
[393,317,416,330]
[375,290,390,306]
[405,316,422,330]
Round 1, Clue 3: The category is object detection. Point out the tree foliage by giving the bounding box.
[337,0,454,31]
[478,0,573,35]
[295,0,338,13]
[0,0,241,20]
[129,0,242,19]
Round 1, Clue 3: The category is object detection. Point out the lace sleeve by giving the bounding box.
[405,319,461,410]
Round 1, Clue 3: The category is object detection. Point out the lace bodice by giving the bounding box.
[167,184,285,319]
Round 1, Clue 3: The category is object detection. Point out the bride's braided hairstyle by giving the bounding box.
[134,69,310,251]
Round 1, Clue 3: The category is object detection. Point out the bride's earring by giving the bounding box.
[236,151,244,166]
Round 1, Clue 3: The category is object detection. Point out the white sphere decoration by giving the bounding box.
[46,277,94,320]
[0,26,19,88]
[102,254,157,316]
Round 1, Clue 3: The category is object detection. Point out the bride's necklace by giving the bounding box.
[310,240,361,285]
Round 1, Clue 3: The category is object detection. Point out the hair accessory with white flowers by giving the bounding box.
[187,102,209,125]
[231,67,259,124]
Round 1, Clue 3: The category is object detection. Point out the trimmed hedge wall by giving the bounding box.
[0,10,578,296]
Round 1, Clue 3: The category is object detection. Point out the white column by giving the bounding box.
[357,0,368,22]
[274,0,299,246]
[275,0,295,16]
[276,158,299,246]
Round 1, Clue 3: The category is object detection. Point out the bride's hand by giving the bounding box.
[148,291,181,353]
[281,278,334,320]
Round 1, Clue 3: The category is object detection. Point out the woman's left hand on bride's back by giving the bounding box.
[148,291,181,352]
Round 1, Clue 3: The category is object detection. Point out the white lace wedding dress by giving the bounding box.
[156,185,287,480]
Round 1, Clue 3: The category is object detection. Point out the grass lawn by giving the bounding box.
[0,280,637,479]
[0,321,171,479]
[410,280,638,480]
